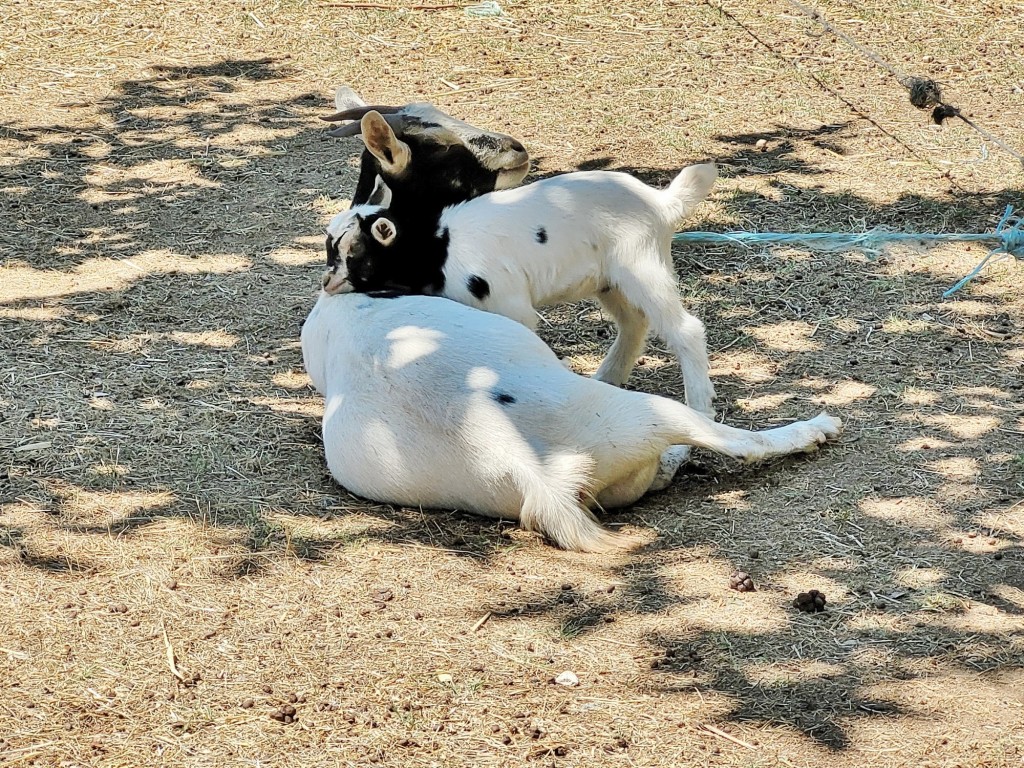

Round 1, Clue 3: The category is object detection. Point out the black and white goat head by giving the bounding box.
[321,87,530,211]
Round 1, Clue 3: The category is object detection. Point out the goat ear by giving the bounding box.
[366,177,393,207]
[334,86,367,111]
[370,217,397,246]
[361,111,412,174]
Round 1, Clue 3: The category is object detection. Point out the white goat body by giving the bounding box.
[324,163,720,416]
[302,290,842,552]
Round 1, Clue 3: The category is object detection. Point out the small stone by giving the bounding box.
[756,138,768,151]
[241,699,254,709]
[554,671,579,687]
[437,673,453,684]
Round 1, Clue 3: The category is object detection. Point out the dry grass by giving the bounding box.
[2,0,1023,766]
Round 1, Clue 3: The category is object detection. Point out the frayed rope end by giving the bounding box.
[942,205,1023,298]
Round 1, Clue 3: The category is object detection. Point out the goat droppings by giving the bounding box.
[729,571,755,592]
[793,590,827,613]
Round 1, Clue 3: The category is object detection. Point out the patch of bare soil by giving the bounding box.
[1,1,1022,766]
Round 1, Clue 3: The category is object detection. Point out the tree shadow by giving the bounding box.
[2,62,1022,753]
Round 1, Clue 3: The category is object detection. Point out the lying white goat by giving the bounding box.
[302,289,842,552]
[322,152,719,417]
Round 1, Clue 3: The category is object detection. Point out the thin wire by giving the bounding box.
[786,0,1024,168]
[701,0,962,189]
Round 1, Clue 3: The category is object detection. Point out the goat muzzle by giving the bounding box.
[322,270,354,295]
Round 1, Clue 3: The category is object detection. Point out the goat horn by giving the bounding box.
[325,122,365,138]
[320,105,404,123]
[325,112,408,138]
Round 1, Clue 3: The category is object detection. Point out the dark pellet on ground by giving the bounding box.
[241,699,254,709]
[793,589,827,612]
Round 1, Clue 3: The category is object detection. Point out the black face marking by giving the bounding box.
[339,117,527,302]
[338,209,448,298]
[402,117,442,131]
[325,232,340,267]
[466,275,490,301]
[468,134,504,152]
[350,150,382,207]
[366,133,500,216]
[535,227,547,244]
[492,391,516,405]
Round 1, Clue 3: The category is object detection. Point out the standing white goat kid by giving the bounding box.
[302,290,842,553]
[322,151,720,416]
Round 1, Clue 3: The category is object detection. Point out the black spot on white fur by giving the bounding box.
[492,391,516,405]
[467,275,490,300]
[535,227,548,244]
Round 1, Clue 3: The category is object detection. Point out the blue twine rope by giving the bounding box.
[672,205,1023,298]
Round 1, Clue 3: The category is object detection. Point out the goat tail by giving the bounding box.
[662,162,718,225]
[517,452,642,553]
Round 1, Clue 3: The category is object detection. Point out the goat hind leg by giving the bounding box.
[593,287,649,387]
[644,397,842,463]
[612,263,716,417]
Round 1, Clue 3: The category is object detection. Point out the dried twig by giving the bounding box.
[161,620,185,682]
[698,723,757,750]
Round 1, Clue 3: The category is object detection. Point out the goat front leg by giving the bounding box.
[593,287,649,387]
[611,263,716,418]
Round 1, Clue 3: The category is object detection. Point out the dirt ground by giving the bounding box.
[1,0,1023,766]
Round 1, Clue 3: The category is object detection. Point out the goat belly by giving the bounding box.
[320,394,525,517]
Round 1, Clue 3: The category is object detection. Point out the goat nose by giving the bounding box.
[509,139,526,153]
[321,272,332,288]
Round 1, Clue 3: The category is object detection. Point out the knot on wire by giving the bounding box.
[899,76,960,124]
[904,76,943,108]
[932,104,959,125]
